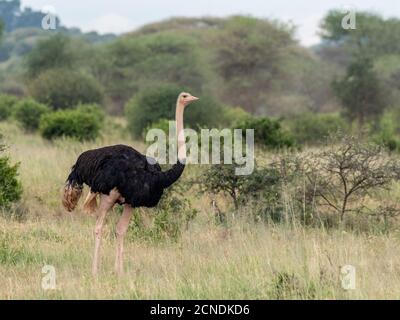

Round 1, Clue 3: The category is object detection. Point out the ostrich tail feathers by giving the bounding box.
[62,183,83,212]
[62,166,83,212]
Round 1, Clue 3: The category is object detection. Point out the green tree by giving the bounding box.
[125,84,223,138]
[212,16,294,113]
[0,139,22,209]
[101,33,207,112]
[320,10,400,57]
[40,108,101,141]
[198,162,281,222]
[25,34,75,78]
[237,116,294,148]
[0,94,18,120]
[373,107,400,152]
[29,69,104,110]
[13,99,50,131]
[332,56,388,124]
[280,134,400,222]
[286,112,347,145]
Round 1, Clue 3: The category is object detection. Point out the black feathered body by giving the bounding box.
[66,145,185,208]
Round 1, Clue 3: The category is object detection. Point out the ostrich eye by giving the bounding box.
[183,95,188,98]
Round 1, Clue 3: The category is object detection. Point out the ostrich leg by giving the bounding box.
[92,190,120,276]
[115,204,133,276]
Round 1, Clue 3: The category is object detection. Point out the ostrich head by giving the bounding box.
[178,92,199,107]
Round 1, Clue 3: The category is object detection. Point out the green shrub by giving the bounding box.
[373,108,400,152]
[40,108,101,141]
[29,69,104,110]
[277,134,400,224]
[75,103,105,123]
[13,99,50,131]
[269,271,317,299]
[0,232,39,265]
[0,94,18,121]
[198,162,281,223]
[143,118,171,138]
[237,116,294,148]
[104,33,206,109]
[125,84,223,137]
[220,105,251,127]
[0,143,22,210]
[128,183,197,242]
[286,112,347,145]
[25,34,76,79]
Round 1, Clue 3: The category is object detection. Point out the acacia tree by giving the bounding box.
[198,162,281,224]
[212,16,294,113]
[332,55,388,125]
[283,134,400,222]
[102,33,207,112]
[320,10,400,57]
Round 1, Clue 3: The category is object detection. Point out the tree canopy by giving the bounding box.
[333,55,388,124]
[212,16,295,113]
[320,10,400,57]
[25,34,76,78]
[0,0,50,32]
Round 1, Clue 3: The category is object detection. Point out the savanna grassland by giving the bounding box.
[1,1,400,301]
[1,120,400,300]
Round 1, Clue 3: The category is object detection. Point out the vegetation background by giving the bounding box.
[1,0,400,299]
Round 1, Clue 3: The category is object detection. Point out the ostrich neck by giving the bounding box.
[176,101,186,162]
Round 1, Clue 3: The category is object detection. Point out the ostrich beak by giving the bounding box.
[190,96,199,102]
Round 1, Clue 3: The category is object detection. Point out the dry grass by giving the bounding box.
[1,120,400,299]
[2,217,400,299]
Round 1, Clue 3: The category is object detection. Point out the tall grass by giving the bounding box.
[1,217,400,299]
[1,120,400,299]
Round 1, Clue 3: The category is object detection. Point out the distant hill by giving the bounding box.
[0,0,116,62]
[0,0,49,32]
[130,17,225,36]
[0,14,342,114]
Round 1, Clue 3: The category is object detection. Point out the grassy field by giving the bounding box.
[1,120,400,299]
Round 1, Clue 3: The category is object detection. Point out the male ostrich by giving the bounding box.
[62,92,198,276]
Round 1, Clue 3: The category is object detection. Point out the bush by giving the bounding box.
[332,55,388,125]
[198,162,281,223]
[103,33,207,111]
[237,116,294,149]
[0,232,39,265]
[40,108,102,141]
[382,138,400,152]
[286,112,347,145]
[269,271,317,299]
[373,108,400,152]
[13,99,50,131]
[277,134,400,224]
[128,182,197,242]
[0,143,22,210]
[125,84,224,137]
[0,94,18,121]
[29,69,104,110]
[75,103,105,123]
[220,105,251,127]
[25,34,76,79]
[143,118,171,138]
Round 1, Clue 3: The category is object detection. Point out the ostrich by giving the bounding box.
[62,92,198,276]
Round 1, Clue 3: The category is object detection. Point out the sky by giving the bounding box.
[21,0,399,46]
